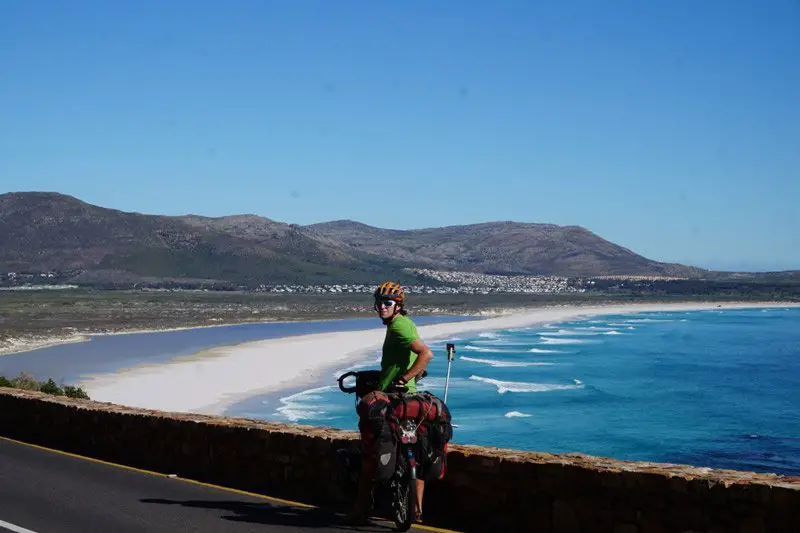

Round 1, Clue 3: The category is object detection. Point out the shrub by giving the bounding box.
[11,372,41,391]
[0,372,90,399]
[63,385,90,400]
[40,378,64,396]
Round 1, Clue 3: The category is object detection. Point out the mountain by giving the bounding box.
[0,192,706,286]
[306,220,706,278]
[0,192,398,286]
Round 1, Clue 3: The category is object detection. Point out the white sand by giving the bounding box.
[0,334,90,357]
[0,321,271,357]
[79,302,798,415]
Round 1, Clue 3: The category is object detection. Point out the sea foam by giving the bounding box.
[540,337,590,345]
[276,385,340,421]
[469,375,584,394]
[461,356,554,368]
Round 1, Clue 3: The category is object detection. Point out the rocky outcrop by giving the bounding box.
[1,388,797,532]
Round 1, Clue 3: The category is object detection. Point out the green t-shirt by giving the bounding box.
[378,314,421,393]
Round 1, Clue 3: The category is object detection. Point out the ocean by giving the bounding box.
[226,307,800,476]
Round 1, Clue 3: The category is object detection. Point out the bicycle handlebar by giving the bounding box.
[337,371,359,393]
[337,369,429,395]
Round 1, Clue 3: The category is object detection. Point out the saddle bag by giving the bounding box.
[388,391,453,481]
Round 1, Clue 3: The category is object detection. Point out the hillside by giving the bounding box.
[0,192,707,286]
[0,192,399,286]
[306,220,706,277]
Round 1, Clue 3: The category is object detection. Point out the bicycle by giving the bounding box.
[337,369,440,532]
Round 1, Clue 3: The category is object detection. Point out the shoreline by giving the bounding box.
[78,301,799,416]
[0,334,92,358]
[0,313,485,359]
[0,315,426,358]
[3,298,797,358]
[0,319,341,358]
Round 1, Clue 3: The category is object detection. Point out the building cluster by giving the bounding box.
[405,268,585,294]
[0,284,79,291]
[3,271,57,280]
[4,269,664,294]
[253,283,440,294]
[1,272,78,290]
[588,275,688,281]
[255,270,586,295]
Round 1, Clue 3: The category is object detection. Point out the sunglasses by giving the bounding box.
[375,299,397,308]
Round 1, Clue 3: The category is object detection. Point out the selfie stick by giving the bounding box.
[444,343,456,403]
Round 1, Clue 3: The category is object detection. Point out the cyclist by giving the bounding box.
[347,281,433,524]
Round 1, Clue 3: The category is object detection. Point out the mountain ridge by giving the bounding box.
[1,192,709,286]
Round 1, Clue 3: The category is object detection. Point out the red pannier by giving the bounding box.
[357,389,452,481]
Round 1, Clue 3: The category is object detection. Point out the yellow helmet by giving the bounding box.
[374,281,405,304]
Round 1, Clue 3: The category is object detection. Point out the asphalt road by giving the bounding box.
[0,437,437,533]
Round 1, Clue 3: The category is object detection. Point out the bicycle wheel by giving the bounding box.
[392,464,417,531]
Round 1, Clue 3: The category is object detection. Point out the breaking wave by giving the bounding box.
[276,385,339,421]
[461,356,554,368]
[463,344,499,352]
[472,339,543,347]
[540,337,590,345]
[469,375,585,394]
[505,411,532,418]
[463,344,531,354]
[539,329,602,336]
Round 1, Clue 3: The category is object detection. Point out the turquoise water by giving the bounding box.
[228,307,800,476]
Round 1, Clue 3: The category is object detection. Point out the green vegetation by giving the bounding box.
[586,279,800,300]
[0,372,90,399]
[63,385,91,399]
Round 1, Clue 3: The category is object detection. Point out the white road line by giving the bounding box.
[0,519,38,533]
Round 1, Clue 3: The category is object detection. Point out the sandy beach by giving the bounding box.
[76,301,798,416]
[0,334,91,358]
[0,320,288,357]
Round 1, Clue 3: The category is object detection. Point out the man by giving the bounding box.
[348,281,434,524]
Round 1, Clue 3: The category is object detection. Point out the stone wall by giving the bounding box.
[1,388,798,532]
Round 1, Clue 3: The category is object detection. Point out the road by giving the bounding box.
[0,437,440,533]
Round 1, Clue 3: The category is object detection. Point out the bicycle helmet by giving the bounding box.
[374,281,405,305]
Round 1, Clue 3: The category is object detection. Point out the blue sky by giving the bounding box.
[1,1,798,271]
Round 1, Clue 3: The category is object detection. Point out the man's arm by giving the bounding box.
[401,339,433,383]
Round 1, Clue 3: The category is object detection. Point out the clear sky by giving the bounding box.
[1,1,798,271]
